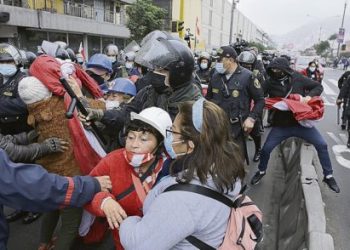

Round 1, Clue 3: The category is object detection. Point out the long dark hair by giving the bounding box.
[172,101,245,193]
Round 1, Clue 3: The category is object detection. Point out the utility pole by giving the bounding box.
[337,1,348,58]
[179,0,185,39]
[229,0,239,44]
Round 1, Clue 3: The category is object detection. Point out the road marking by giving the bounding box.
[332,145,350,169]
[328,79,339,88]
[322,81,337,95]
[327,132,342,144]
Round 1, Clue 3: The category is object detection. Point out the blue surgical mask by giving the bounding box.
[215,62,226,74]
[0,64,17,77]
[164,132,185,159]
[200,63,208,70]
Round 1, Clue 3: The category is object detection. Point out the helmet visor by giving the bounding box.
[135,38,180,70]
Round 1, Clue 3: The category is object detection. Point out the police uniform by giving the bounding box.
[207,66,264,138]
[0,71,31,135]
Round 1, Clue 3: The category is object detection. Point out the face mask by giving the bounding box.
[125,62,134,69]
[0,64,17,77]
[309,67,316,72]
[270,71,287,81]
[200,63,208,70]
[108,56,116,63]
[215,62,226,74]
[105,100,120,110]
[164,132,185,159]
[89,73,105,85]
[149,71,168,93]
[123,149,154,168]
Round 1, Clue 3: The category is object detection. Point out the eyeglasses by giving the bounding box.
[166,128,183,137]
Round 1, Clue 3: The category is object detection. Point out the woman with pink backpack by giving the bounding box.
[119,99,263,249]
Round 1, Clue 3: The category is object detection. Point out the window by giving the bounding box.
[48,32,67,43]
[88,35,101,57]
[20,29,48,53]
[68,33,84,53]
[102,37,115,51]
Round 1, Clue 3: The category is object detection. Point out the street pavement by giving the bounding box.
[5,68,350,250]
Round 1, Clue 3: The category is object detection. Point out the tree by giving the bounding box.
[126,0,167,42]
[248,41,266,53]
[314,40,330,56]
[328,33,337,40]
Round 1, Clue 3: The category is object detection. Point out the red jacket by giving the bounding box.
[85,149,163,249]
[300,68,323,83]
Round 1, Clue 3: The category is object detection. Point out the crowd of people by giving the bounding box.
[0,30,342,249]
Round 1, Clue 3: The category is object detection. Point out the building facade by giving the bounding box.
[154,0,273,51]
[0,0,134,57]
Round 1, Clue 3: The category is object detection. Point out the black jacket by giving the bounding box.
[265,58,323,127]
[0,71,32,135]
[102,81,202,131]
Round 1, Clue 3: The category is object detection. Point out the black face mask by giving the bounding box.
[149,71,168,93]
[0,73,3,85]
[88,72,105,85]
[270,71,287,81]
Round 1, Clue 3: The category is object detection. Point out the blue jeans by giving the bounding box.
[258,125,333,176]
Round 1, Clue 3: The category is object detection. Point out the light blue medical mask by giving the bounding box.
[215,62,226,74]
[0,64,17,77]
[164,131,185,159]
[200,63,208,70]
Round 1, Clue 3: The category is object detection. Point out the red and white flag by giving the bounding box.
[78,42,86,62]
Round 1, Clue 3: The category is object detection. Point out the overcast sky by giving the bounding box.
[237,0,348,35]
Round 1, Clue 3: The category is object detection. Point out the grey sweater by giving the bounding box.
[120,176,241,250]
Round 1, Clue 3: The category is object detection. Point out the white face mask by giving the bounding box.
[200,63,208,70]
[309,67,316,72]
[215,62,226,74]
[108,56,116,63]
[125,62,134,69]
[105,100,120,110]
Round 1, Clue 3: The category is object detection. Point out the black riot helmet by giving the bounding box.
[25,51,37,66]
[237,51,256,70]
[135,37,194,89]
[66,48,77,63]
[197,51,212,69]
[56,47,70,60]
[0,43,22,67]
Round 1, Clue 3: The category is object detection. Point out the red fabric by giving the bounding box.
[84,149,163,250]
[265,94,324,121]
[29,55,103,174]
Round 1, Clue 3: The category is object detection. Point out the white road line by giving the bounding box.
[327,132,342,144]
[328,79,339,88]
[322,81,337,95]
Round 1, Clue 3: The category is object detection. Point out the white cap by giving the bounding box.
[18,76,52,104]
[130,107,172,138]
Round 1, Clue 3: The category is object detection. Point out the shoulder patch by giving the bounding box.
[212,88,219,94]
[254,78,261,89]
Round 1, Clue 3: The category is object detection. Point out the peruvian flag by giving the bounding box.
[78,42,86,62]
[265,94,324,128]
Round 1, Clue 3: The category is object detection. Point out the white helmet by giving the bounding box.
[130,107,172,139]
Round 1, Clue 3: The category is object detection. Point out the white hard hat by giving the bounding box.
[130,107,172,139]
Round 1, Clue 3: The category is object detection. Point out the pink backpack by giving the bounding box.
[164,184,263,250]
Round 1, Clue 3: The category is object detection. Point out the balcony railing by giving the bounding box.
[64,2,95,20]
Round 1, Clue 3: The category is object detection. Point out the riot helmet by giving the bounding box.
[237,51,256,70]
[66,48,77,63]
[0,43,22,67]
[197,51,212,70]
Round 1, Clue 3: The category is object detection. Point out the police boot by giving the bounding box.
[6,210,26,222]
[23,212,41,224]
[252,135,261,162]
[347,132,350,148]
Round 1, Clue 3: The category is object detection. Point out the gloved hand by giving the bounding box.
[27,130,39,143]
[41,138,69,154]
[79,108,104,126]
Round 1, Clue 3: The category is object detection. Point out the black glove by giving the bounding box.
[27,130,39,143]
[40,138,66,154]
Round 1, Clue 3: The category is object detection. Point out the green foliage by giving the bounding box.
[314,40,330,56]
[328,33,337,40]
[126,0,167,42]
[248,41,266,53]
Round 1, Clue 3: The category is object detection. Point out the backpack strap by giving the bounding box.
[164,183,235,207]
[186,236,216,250]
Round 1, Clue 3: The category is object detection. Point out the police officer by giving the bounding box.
[237,50,265,162]
[206,46,265,163]
[338,70,350,130]
[196,51,212,85]
[0,43,31,135]
[337,76,350,147]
